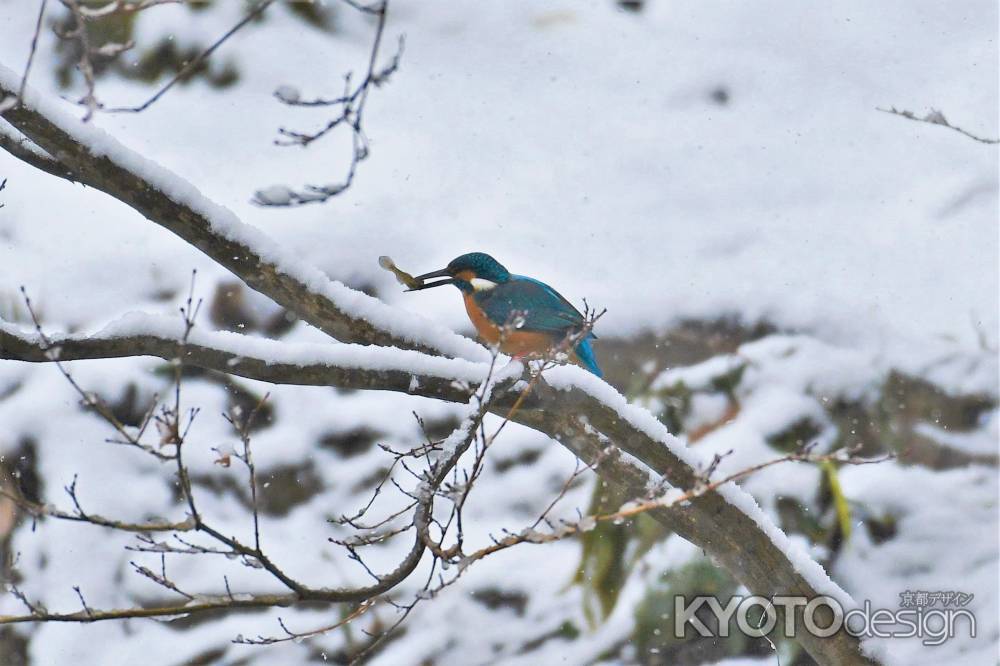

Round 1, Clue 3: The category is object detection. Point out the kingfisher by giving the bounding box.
[409,252,602,377]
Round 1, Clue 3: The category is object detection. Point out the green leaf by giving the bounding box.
[821,460,852,542]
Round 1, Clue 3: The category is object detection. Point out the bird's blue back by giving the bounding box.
[474,276,601,376]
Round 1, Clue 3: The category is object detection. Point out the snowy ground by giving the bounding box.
[0,1,997,665]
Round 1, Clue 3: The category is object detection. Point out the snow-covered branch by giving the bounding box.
[0,314,491,405]
[0,68,881,665]
[0,63,485,360]
[0,119,79,183]
[1,316,878,663]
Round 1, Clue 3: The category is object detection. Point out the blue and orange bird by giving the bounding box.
[409,252,602,377]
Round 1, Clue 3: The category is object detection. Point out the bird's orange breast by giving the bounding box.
[463,293,501,345]
[463,293,555,356]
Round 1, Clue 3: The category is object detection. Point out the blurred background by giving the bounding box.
[0,1,997,664]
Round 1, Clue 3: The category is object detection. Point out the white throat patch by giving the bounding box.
[470,278,498,292]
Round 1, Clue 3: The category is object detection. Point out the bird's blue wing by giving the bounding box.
[574,337,603,377]
[477,277,603,376]
[475,276,586,335]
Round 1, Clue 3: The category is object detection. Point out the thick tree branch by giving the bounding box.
[1,318,876,664]
[0,316,484,404]
[0,119,80,183]
[0,64,485,361]
[0,68,877,664]
[0,316,507,628]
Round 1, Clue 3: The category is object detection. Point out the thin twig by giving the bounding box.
[77,0,184,19]
[18,287,174,461]
[255,0,403,206]
[458,447,895,566]
[235,599,375,645]
[17,0,48,104]
[877,106,999,145]
[104,0,276,114]
[58,0,100,120]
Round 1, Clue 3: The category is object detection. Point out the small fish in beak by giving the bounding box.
[378,256,424,290]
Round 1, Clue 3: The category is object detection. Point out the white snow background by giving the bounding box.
[0,1,997,665]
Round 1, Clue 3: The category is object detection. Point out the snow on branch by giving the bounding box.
[0,301,493,635]
[0,119,79,183]
[1,309,880,663]
[0,68,882,664]
[0,304,890,659]
[0,312,493,405]
[0,310,577,647]
[0,63,487,361]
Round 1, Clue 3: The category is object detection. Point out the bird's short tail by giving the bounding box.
[573,337,603,378]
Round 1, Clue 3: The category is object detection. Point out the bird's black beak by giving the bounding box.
[407,268,456,291]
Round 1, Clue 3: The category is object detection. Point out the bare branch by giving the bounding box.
[130,560,194,601]
[44,0,269,118]
[877,106,999,145]
[234,599,375,645]
[458,447,894,566]
[57,0,101,120]
[256,0,404,206]
[17,0,48,104]
[222,392,271,552]
[0,592,301,625]
[103,0,276,114]
[18,290,174,460]
[71,587,94,620]
[0,485,195,534]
